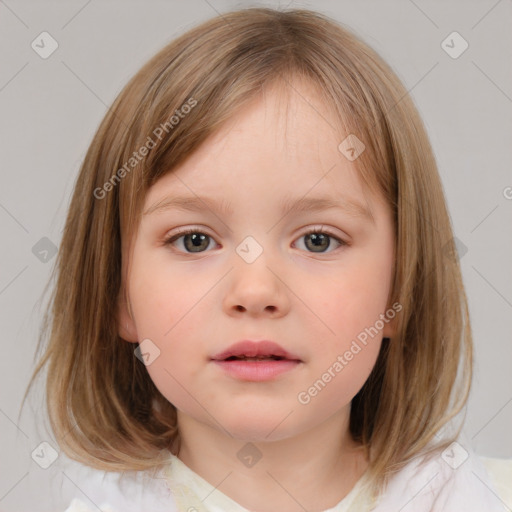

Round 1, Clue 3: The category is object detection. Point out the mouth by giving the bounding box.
[223,355,288,361]
[211,340,302,381]
[211,340,301,362]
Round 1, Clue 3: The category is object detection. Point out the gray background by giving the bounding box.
[0,0,511,510]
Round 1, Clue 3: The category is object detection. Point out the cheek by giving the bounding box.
[300,273,386,407]
[300,249,391,389]
[143,324,216,417]
[129,258,203,338]
[128,259,210,404]
[144,364,194,416]
[318,263,391,335]
[315,340,383,411]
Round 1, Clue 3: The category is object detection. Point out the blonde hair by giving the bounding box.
[27,7,472,497]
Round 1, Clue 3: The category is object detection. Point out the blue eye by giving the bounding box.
[164,227,346,254]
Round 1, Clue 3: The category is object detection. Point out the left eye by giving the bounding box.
[295,228,346,253]
[164,227,346,254]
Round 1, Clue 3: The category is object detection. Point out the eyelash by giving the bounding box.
[163,226,347,254]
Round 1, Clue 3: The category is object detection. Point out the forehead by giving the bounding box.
[136,75,392,235]
[146,78,366,199]
[211,77,344,160]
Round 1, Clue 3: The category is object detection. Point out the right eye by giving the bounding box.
[164,229,218,253]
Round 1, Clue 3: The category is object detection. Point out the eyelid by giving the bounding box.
[296,226,348,252]
[163,225,216,243]
[302,225,348,243]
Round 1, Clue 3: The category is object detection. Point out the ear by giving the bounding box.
[382,319,395,340]
[117,285,138,343]
[382,301,401,340]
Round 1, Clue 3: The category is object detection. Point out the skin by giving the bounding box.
[118,78,396,511]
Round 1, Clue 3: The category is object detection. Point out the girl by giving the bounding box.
[27,7,509,512]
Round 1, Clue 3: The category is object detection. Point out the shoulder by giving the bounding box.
[61,457,179,512]
[64,498,116,512]
[480,456,512,509]
[373,438,509,512]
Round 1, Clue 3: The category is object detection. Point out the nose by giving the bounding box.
[222,247,291,318]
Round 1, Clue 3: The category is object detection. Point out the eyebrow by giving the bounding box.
[143,194,374,223]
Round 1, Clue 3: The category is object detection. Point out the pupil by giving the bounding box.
[186,233,208,252]
[307,233,329,252]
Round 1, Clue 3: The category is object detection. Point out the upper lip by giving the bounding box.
[211,340,301,361]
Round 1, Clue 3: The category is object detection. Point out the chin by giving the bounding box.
[228,424,293,443]
[216,406,298,442]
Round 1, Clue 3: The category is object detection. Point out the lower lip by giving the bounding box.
[213,359,301,381]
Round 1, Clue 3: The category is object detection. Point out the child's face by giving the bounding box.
[119,79,395,442]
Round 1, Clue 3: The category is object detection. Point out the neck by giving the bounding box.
[176,409,368,511]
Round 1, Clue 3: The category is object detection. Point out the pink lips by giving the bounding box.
[211,340,301,381]
[211,340,300,361]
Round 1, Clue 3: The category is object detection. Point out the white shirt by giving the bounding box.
[63,438,510,512]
